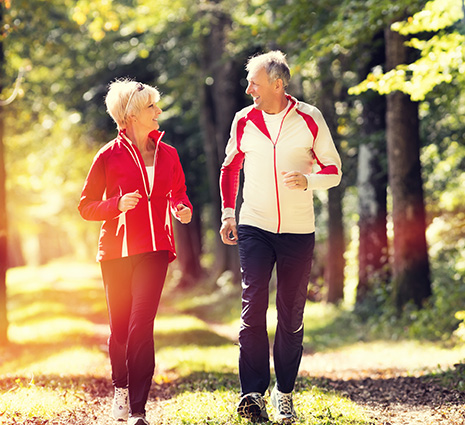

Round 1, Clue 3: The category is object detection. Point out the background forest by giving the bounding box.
[0,0,465,348]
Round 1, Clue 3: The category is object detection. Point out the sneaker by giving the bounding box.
[270,385,297,424]
[237,392,269,422]
[112,386,129,421]
[128,413,149,425]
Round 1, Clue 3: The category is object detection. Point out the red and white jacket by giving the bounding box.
[220,95,342,234]
[78,130,192,262]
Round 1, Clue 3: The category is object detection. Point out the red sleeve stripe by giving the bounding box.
[220,151,245,209]
[316,164,338,175]
[296,109,319,141]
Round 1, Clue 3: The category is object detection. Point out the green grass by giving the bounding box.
[1,260,464,424]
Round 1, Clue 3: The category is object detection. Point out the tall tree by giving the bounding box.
[317,57,346,303]
[0,0,6,345]
[356,33,389,303]
[385,24,431,309]
[198,0,246,282]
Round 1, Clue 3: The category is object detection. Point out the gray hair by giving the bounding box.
[105,78,160,130]
[246,51,291,88]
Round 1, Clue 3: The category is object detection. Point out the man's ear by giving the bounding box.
[274,78,284,91]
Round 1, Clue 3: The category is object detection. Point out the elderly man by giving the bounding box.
[219,51,342,423]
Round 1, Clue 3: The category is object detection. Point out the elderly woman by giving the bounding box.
[78,79,192,425]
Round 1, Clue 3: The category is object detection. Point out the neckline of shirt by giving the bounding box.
[262,100,291,122]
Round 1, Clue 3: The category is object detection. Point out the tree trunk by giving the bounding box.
[199,1,244,283]
[0,2,8,345]
[356,137,389,302]
[385,26,431,310]
[325,185,345,302]
[173,213,203,288]
[356,33,390,303]
[317,58,345,304]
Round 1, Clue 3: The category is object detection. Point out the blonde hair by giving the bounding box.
[246,50,291,88]
[105,78,161,129]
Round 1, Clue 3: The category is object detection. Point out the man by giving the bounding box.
[219,51,342,424]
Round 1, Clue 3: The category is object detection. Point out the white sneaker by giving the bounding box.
[128,413,150,425]
[270,385,297,424]
[112,387,129,421]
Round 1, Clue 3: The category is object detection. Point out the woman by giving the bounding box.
[78,78,192,425]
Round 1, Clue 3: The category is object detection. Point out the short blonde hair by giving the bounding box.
[246,50,291,88]
[105,78,161,129]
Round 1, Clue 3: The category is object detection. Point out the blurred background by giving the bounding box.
[0,0,464,344]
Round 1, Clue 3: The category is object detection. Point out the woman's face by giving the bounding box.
[136,97,162,132]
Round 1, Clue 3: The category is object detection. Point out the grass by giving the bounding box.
[1,259,464,424]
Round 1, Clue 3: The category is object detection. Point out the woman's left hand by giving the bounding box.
[175,204,192,224]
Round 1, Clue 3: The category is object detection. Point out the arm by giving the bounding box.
[305,108,342,190]
[78,153,122,221]
[169,150,193,224]
[220,114,245,222]
[219,114,245,244]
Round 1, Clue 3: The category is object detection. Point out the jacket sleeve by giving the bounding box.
[169,150,193,214]
[78,152,122,221]
[219,113,245,222]
[305,108,342,190]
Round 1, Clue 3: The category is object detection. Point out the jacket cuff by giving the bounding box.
[221,208,236,222]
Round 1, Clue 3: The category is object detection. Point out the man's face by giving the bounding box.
[246,67,277,113]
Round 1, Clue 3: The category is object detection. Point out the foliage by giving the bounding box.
[1,0,465,343]
[349,0,465,100]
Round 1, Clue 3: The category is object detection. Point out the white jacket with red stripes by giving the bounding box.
[220,95,342,234]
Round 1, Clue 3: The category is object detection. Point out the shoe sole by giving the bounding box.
[237,395,268,423]
[277,417,296,424]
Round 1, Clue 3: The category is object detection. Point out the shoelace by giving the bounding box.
[277,393,293,414]
[115,388,128,404]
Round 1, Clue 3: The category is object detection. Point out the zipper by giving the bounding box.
[147,140,160,249]
[269,105,292,233]
[120,131,164,251]
[273,144,282,232]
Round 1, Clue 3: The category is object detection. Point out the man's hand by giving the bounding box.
[118,190,143,212]
[175,204,192,224]
[219,217,238,245]
[281,171,308,190]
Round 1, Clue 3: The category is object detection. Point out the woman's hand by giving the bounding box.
[175,204,192,224]
[118,190,142,212]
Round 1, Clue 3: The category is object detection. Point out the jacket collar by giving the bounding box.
[245,94,297,140]
[118,129,165,147]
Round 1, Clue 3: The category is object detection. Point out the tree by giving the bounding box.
[356,33,390,304]
[316,57,346,303]
[197,1,246,283]
[0,0,6,345]
[384,24,431,308]
[350,0,465,308]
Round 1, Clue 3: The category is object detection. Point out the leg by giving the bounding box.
[101,257,133,389]
[237,225,276,396]
[127,251,169,415]
[273,232,315,393]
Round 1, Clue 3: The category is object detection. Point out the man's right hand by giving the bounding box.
[219,217,238,245]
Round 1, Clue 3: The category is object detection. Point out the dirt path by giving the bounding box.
[205,320,465,424]
[299,351,465,425]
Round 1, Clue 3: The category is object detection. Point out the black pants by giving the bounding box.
[237,225,315,396]
[100,251,169,415]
